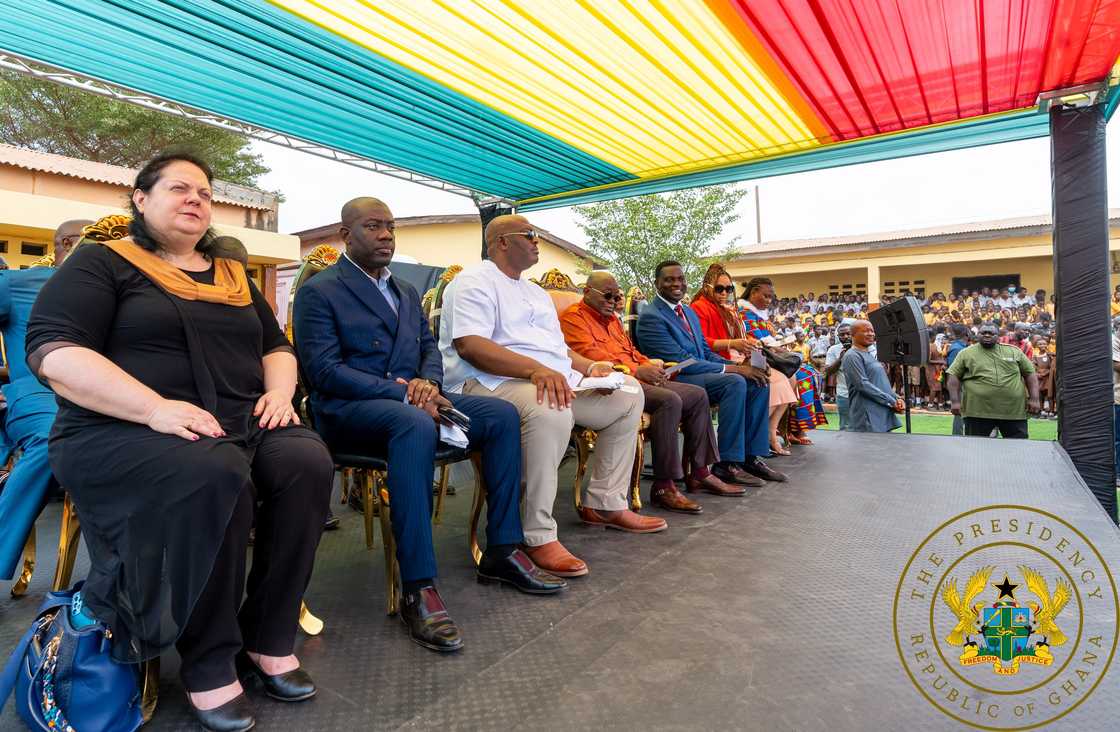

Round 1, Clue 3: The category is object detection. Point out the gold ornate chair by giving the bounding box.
[532,269,647,513]
[288,249,486,615]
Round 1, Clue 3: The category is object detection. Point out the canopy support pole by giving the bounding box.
[1050,103,1117,521]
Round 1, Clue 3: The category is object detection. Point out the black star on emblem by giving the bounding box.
[993,575,1019,600]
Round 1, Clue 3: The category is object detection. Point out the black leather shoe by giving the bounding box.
[711,462,764,487]
[742,457,788,483]
[323,510,340,531]
[186,692,255,732]
[400,586,464,653]
[477,549,568,594]
[236,652,317,702]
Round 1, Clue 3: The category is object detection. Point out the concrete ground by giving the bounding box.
[2,430,1118,730]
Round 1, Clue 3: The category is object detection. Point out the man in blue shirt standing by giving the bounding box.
[0,219,90,581]
[945,323,972,436]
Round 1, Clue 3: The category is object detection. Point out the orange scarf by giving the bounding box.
[101,238,251,306]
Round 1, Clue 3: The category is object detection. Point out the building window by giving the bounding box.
[0,241,7,253]
[20,242,46,257]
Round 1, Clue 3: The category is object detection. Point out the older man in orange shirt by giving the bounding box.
[560,272,742,513]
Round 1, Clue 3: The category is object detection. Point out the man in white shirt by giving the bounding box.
[440,215,663,578]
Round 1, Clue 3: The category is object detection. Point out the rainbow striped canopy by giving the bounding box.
[3,1,1120,209]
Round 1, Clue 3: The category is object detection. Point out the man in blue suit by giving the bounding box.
[0,219,90,581]
[636,261,787,484]
[294,198,565,653]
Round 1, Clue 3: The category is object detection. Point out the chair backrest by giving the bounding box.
[284,244,341,344]
[286,244,341,426]
[533,268,582,316]
[427,264,463,338]
[622,286,645,340]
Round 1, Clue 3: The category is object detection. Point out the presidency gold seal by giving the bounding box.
[894,505,1118,730]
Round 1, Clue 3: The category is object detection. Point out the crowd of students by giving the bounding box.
[739,287,1059,418]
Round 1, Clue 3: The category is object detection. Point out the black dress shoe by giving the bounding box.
[186,692,255,732]
[323,510,340,531]
[236,652,317,702]
[711,462,764,487]
[477,549,568,594]
[742,457,789,483]
[400,586,464,653]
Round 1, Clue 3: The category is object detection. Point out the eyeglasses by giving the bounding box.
[712,285,735,294]
[501,230,539,242]
[588,285,624,301]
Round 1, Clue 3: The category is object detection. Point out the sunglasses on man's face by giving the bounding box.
[588,286,624,301]
[712,285,735,294]
[502,230,539,242]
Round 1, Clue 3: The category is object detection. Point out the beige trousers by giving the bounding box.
[463,376,644,546]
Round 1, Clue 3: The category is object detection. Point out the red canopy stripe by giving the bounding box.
[722,0,1120,142]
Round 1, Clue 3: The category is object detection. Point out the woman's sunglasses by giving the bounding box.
[712,285,735,295]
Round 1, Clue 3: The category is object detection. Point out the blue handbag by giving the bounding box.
[0,585,143,731]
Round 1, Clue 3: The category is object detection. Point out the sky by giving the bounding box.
[252,121,1120,252]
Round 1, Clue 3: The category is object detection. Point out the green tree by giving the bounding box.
[574,185,746,295]
[0,70,268,186]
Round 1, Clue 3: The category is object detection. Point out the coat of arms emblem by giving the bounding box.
[941,565,1071,675]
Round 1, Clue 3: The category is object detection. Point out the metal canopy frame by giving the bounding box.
[0,51,482,200]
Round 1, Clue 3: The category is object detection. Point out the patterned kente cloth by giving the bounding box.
[741,309,827,431]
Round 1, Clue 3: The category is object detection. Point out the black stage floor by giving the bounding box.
[2,431,1118,731]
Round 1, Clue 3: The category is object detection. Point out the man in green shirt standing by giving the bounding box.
[947,323,1040,438]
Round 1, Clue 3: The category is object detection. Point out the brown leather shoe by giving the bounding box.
[685,473,746,497]
[579,507,668,533]
[521,541,589,577]
[650,483,703,514]
[709,463,764,488]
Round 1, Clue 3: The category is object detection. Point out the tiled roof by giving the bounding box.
[0,143,276,210]
[294,213,597,261]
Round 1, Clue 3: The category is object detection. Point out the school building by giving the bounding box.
[725,211,1120,306]
[0,144,299,309]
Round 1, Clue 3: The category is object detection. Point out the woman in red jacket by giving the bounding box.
[690,264,796,455]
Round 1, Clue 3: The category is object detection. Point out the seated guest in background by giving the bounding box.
[27,153,334,730]
[841,321,904,433]
[740,277,827,447]
[636,261,784,485]
[0,218,89,583]
[440,215,660,579]
[560,271,740,513]
[294,199,565,653]
[946,323,1039,439]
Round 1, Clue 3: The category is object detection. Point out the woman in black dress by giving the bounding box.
[26,153,334,731]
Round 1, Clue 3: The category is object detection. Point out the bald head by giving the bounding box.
[585,271,617,291]
[851,319,876,348]
[340,197,389,227]
[484,214,539,276]
[583,271,622,317]
[340,197,395,274]
[53,218,93,266]
[484,214,530,251]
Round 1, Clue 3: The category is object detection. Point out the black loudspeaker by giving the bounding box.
[868,295,929,366]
